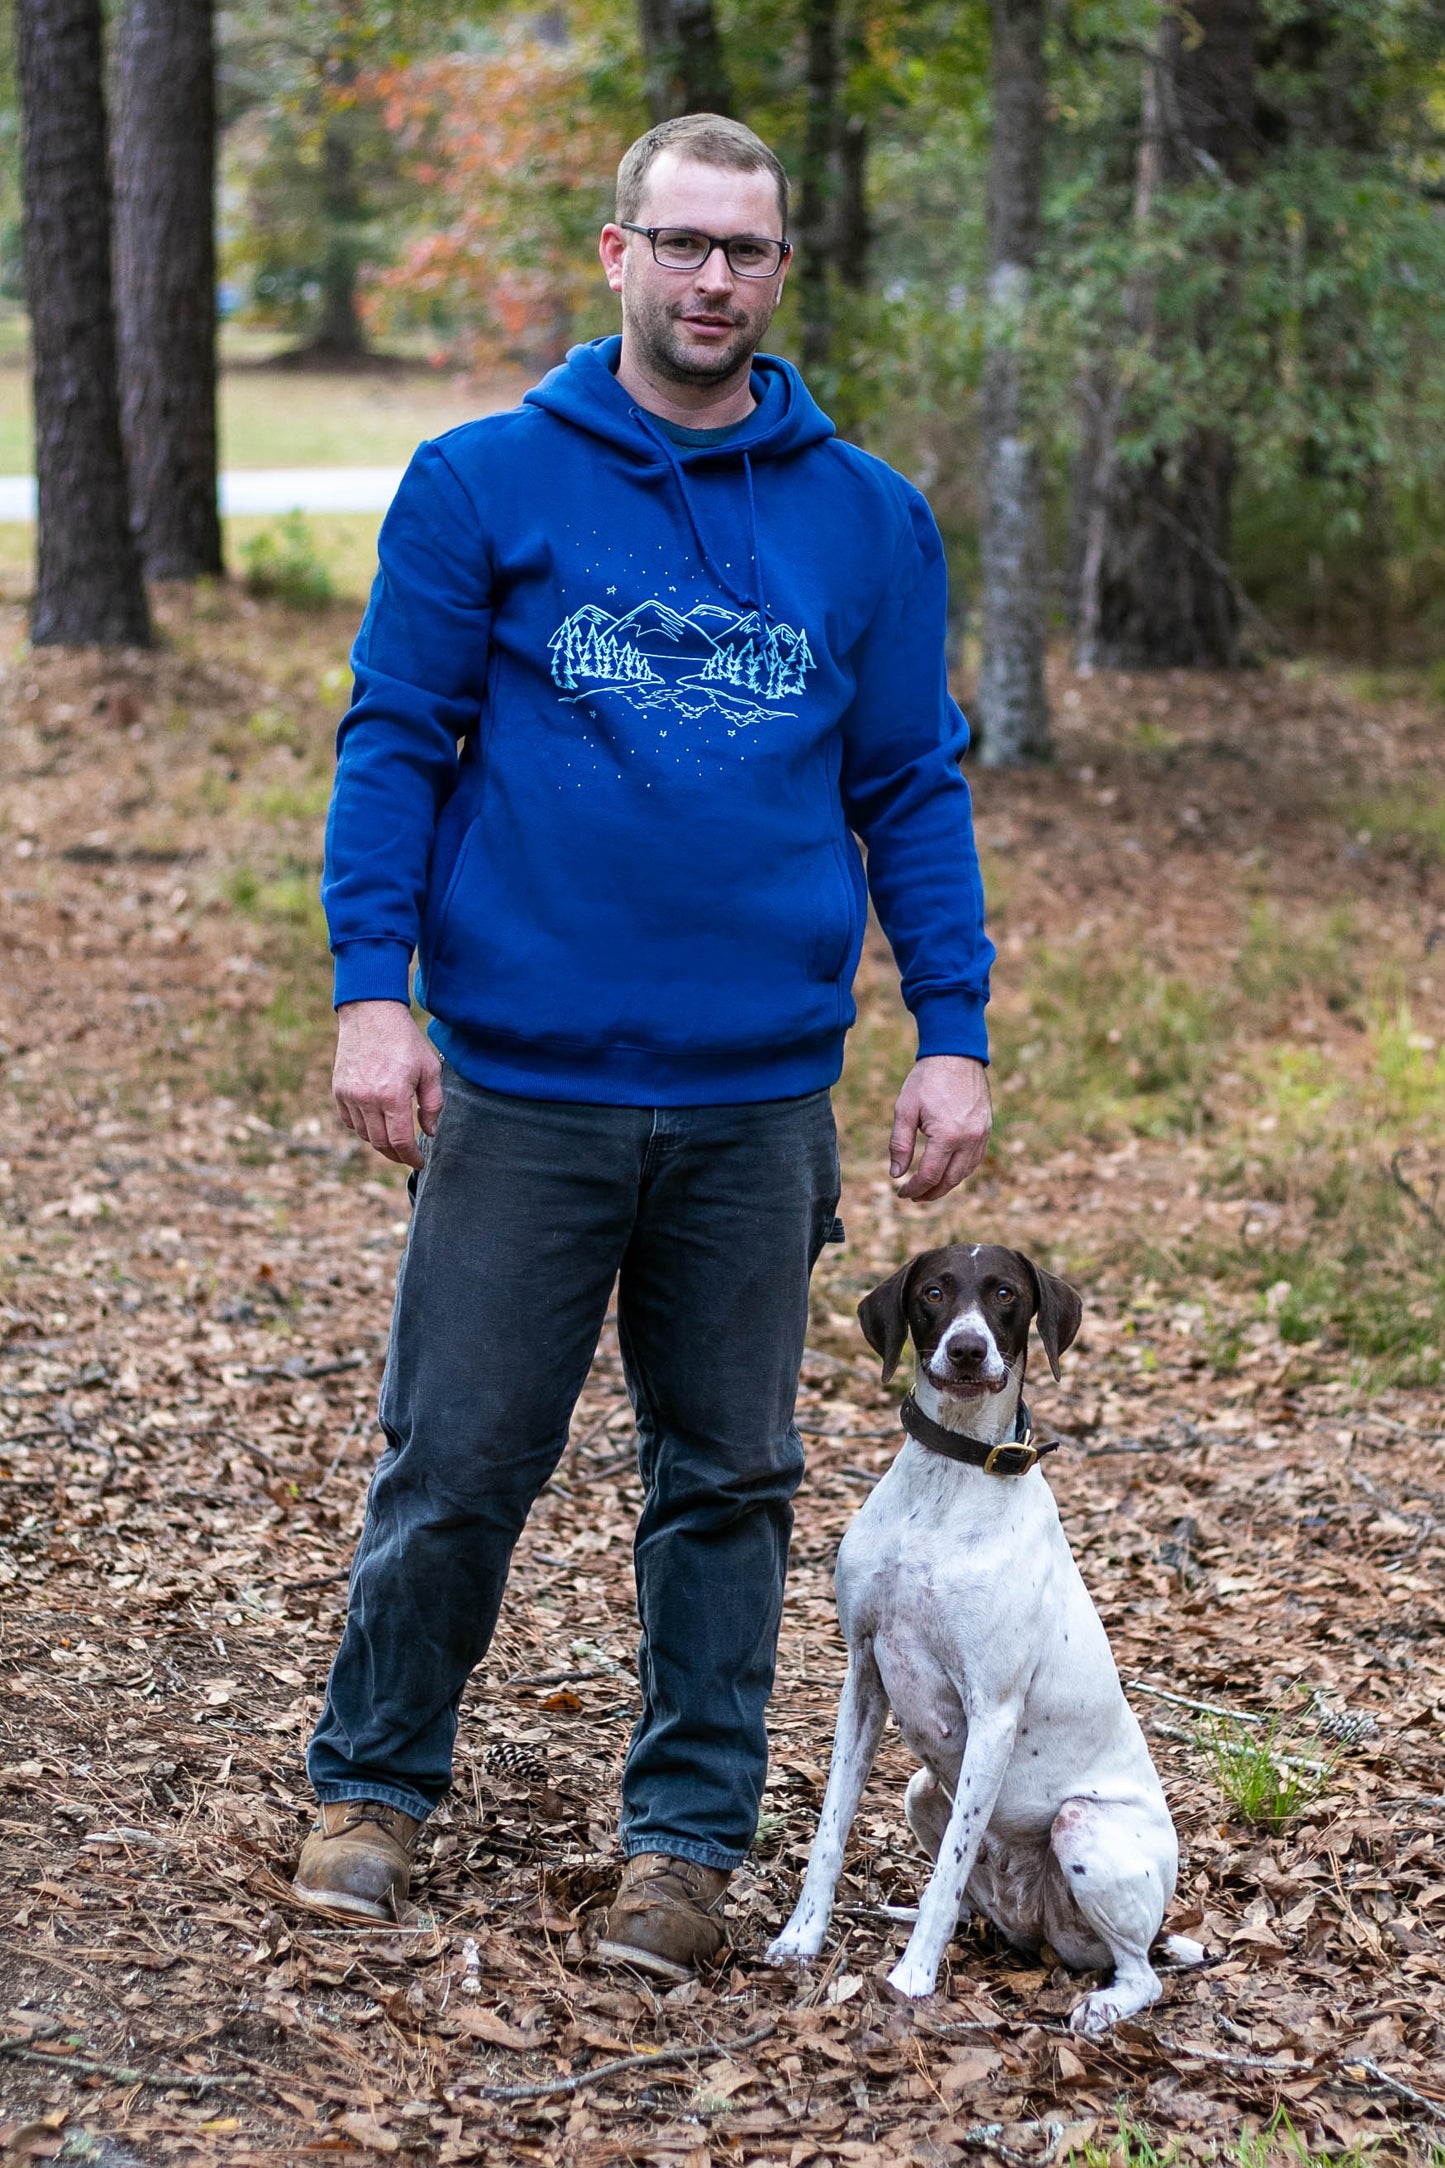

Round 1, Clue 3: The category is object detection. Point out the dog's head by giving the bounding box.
[857,1243,1083,1399]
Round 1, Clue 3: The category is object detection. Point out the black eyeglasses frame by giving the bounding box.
[618,222,792,279]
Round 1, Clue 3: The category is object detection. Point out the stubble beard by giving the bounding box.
[626,284,774,389]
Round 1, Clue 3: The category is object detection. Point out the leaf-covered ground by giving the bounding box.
[0,587,1442,2165]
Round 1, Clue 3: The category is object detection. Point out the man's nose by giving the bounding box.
[692,246,737,293]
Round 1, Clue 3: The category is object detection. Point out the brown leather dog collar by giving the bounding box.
[899,1389,1058,1477]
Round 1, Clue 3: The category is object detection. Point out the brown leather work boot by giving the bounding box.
[292,1801,421,1922]
[596,1853,731,1982]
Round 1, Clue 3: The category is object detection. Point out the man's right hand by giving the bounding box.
[333,1000,443,1170]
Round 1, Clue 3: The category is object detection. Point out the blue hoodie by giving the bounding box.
[322,336,993,1105]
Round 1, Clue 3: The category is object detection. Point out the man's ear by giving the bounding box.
[1015,1254,1084,1381]
[857,1261,915,1384]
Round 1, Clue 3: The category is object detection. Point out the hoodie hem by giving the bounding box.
[430,1019,846,1108]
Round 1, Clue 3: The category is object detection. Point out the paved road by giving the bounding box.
[0,468,406,522]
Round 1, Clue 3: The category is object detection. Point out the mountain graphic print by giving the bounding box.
[548,595,816,727]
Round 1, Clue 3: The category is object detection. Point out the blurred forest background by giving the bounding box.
[3,0,1445,684]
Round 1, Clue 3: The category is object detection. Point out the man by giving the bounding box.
[296,112,993,1980]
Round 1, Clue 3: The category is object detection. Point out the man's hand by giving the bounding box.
[333,1000,443,1170]
[889,1055,992,1202]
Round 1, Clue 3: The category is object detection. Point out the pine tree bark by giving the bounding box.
[637,0,732,123]
[18,0,151,647]
[797,0,839,370]
[976,0,1050,766]
[314,109,368,359]
[1074,0,1259,670]
[113,0,223,579]
[797,0,870,372]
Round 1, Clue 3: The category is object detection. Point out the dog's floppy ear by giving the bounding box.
[857,1260,915,1384]
[1017,1255,1083,1382]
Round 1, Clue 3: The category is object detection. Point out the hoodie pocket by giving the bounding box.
[807,839,859,983]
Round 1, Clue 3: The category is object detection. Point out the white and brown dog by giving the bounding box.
[768,1244,1202,2031]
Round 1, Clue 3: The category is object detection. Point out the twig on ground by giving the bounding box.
[1154,2033,1310,2076]
[311,1410,373,1499]
[1123,1679,1264,1725]
[247,1355,366,1382]
[1348,2057,1445,2125]
[471,2019,777,2103]
[0,2034,273,2094]
[1388,1151,1445,1242]
[285,1567,351,1593]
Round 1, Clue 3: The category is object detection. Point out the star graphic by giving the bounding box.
[606,584,617,595]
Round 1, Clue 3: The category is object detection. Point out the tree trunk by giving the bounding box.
[113,0,223,580]
[18,0,151,647]
[797,0,839,370]
[314,110,368,359]
[1074,0,1259,670]
[976,0,1050,766]
[797,0,869,372]
[637,0,732,123]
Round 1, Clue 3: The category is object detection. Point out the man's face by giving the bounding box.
[600,150,789,388]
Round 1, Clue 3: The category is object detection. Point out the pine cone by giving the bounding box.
[1311,1695,1379,1745]
[483,1741,548,1785]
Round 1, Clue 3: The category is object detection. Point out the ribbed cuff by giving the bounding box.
[332,938,414,1009]
[910,988,990,1064]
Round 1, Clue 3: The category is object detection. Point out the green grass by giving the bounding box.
[1071,2109,1400,2167]
[1195,1704,1340,1828]
[0,349,506,475]
[1343,789,1445,864]
[0,513,384,608]
[994,950,1225,1143]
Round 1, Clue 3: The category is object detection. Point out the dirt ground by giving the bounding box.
[0,585,1442,2166]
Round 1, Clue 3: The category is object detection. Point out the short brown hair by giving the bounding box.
[616,114,789,232]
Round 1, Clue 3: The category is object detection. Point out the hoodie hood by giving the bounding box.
[525,337,837,623]
[525,335,836,465]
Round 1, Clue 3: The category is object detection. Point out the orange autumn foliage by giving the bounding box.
[369,25,633,370]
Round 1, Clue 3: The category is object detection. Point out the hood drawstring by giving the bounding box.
[630,409,771,631]
[743,453,769,628]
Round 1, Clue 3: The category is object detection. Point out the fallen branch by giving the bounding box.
[0,2033,272,2095]
[1123,1679,1264,1726]
[1154,2033,1309,2077]
[1388,1151,1445,1242]
[1348,2057,1445,2126]
[471,2019,777,2104]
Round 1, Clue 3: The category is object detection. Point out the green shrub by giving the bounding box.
[241,513,334,610]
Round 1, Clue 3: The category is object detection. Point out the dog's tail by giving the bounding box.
[1160,1933,1207,1967]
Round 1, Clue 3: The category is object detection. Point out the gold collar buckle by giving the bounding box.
[983,1436,1039,1477]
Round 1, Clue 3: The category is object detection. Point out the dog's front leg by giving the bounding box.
[887,1707,1017,2000]
[766,1648,888,1967]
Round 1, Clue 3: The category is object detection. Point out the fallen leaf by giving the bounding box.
[450,2005,540,2050]
[337,2113,400,2154]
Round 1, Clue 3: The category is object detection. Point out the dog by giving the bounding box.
[767,1243,1202,2031]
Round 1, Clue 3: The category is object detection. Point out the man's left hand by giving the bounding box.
[889,1055,992,1202]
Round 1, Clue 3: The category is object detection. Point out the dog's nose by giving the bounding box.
[944,1333,988,1372]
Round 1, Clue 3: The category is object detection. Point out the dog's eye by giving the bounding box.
[995,1285,1016,1304]
[922,1284,944,1303]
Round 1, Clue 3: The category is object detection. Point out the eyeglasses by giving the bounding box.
[620,223,791,279]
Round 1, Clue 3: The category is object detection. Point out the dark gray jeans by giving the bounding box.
[307,1065,841,1869]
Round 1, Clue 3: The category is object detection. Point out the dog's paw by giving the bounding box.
[1068,1989,1124,2037]
[885,1956,942,2002]
[765,1929,822,1969]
